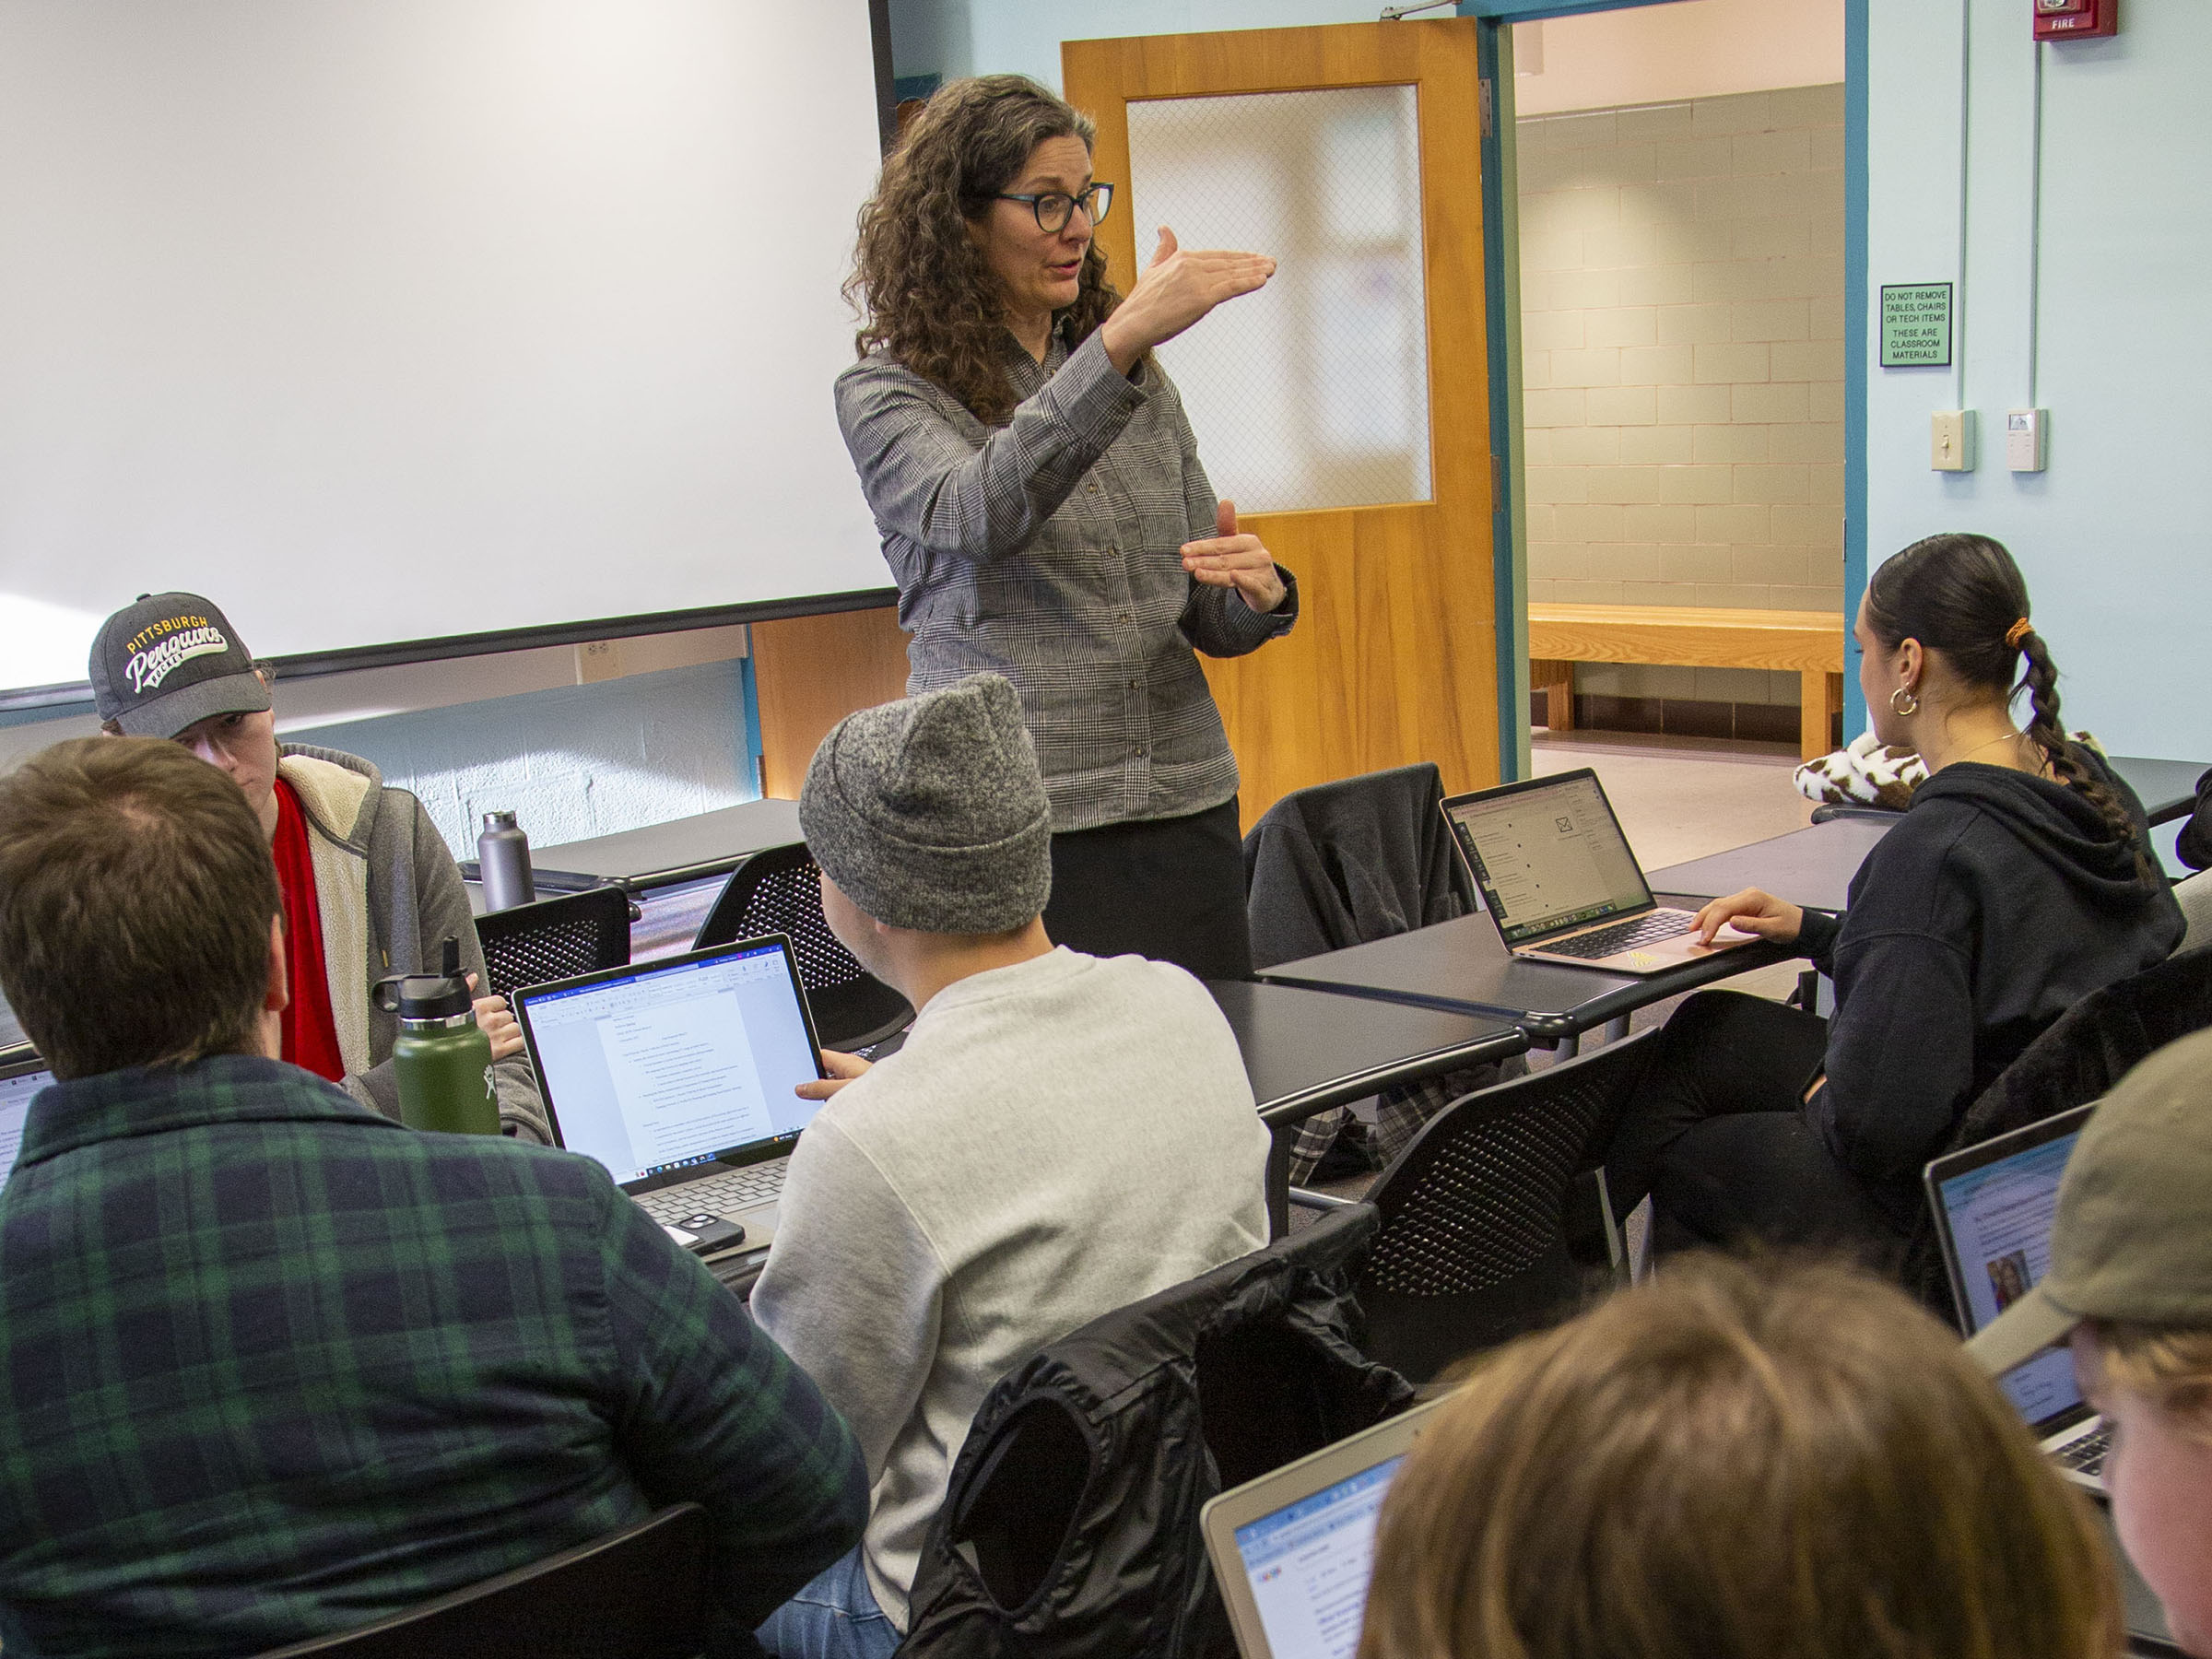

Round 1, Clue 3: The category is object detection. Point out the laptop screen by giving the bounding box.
[1230,1453,1406,1659]
[1443,771,1654,944]
[1933,1120,2087,1432]
[0,1053,49,1185]
[514,939,824,1189]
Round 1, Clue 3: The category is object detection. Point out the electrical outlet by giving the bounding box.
[575,639,624,684]
[2006,408,2048,473]
[1931,409,1976,472]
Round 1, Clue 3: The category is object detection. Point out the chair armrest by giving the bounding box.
[1287,1186,1358,1213]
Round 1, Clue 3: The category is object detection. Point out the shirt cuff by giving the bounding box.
[1040,328,1151,451]
[1795,906,1841,962]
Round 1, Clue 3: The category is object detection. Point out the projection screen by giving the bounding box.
[0,0,893,701]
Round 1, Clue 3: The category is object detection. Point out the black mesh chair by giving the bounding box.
[1353,1030,1661,1382]
[473,887,634,1002]
[694,841,912,1052]
[254,1502,708,1659]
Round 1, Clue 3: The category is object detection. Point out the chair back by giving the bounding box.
[1901,944,2212,1307]
[2176,870,2212,954]
[1356,1030,1661,1382]
[473,886,632,1001]
[899,1205,1412,1659]
[694,841,912,1051]
[253,1503,709,1659]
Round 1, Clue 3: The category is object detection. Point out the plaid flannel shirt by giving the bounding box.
[0,1055,865,1659]
[835,326,1298,832]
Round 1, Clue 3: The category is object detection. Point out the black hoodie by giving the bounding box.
[1795,747,2183,1224]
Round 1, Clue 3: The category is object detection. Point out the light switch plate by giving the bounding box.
[1931,409,1976,471]
[2006,407,2048,472]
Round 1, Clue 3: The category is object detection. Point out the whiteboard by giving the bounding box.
[0,0,889,696]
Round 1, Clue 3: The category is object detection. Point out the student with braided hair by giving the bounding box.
[1605,533,2182,1260]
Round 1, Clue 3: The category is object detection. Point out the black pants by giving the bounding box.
[1043,797,1253,982]
[1604,989,1906,1264]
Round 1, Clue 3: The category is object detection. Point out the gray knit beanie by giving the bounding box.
[799,674,1053,934]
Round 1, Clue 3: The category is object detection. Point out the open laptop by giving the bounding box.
[512,935,829,1261]
[1924,1103,2106,1492]
[1441,770,1754,973]
[1200,1397,1448,1659]
[0,1045,51,1186]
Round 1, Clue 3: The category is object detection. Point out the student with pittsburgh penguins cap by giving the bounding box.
[88,592,548,1140]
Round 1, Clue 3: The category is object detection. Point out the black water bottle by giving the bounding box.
[477,810,535,912]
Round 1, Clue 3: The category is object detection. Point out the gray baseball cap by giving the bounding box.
[1969,1026,2212,1377]
[88,593,271,738]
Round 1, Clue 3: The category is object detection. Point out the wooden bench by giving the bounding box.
[1527,604,1845,762]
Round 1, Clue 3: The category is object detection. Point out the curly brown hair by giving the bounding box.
[847,75,1124,426]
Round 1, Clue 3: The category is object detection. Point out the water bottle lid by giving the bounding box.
[371,936,476,1021]
[482,809,519,830]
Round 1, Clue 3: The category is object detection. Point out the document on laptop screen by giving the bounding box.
[523,946,821,1185]
[1449,776,1650,942]
[0,1066,47,1185]
[1937,1133,2084,1426]
[1233,1455,1405,1659]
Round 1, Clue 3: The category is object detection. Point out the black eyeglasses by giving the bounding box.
[994,182,1114,234]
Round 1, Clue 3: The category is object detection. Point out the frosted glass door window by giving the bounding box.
[1125,86,1431,512]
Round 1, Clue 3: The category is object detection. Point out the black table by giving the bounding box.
[2108,755,2203,829]
[1644,817,1895,913]
[1208,979,1528,1236]
[469,798,804,896]
[1255,914,1794,1047]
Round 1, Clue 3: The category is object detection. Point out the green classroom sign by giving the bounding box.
[1880,283,1953,369]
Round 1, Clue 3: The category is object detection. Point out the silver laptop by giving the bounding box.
[512,935,828,1261]
[1925,1103,2106,1492]
[1200,1397,1448,1659]
[1442,770,1754,973]
[0,1045,51,1185]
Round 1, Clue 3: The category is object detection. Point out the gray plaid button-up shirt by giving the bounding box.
[834,326,1298,832]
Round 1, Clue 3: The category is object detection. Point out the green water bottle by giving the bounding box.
[371,936,499,1135]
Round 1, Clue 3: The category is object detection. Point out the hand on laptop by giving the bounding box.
[463,974,525,1062]
[796,1049,873,1101]
[1694,888,1804,947]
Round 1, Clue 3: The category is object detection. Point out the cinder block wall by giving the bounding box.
[1518,84,1845,712]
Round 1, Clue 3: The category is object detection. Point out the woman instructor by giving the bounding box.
[834,75,1295,981]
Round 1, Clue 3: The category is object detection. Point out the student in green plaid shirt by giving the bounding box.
[0,737,866,1659]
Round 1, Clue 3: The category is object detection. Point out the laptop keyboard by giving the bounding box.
[632,1159,788,1224]
[1539,909,1698,959]
[2055,1425,2110,1477]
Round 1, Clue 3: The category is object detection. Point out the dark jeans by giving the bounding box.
[1605,990,1906,1264]
[1043,796,1253,982]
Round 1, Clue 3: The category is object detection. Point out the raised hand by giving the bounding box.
[1181,499,1288,616]
[1100,227,1276,372]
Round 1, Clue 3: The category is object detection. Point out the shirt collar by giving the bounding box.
[19,1053,394,1168]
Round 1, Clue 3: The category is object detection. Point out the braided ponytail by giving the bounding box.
[2015,629,2152,879]
[1867,534,2153,880]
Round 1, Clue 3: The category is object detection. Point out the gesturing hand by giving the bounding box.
[1100,228,1275,372]
[795,1048,873,1102]
[1182,500,1287,615]
[1692,888,1804,947]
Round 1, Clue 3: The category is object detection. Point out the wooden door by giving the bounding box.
[1065,20,1498,829]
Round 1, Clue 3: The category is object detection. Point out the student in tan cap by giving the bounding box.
[1970,1026,2212,1655]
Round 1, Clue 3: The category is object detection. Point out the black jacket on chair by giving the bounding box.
[895,1206,1413,1659]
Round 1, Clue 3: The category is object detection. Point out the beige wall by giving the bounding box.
[1513,0,1844,117]
[1518,84,1845,707]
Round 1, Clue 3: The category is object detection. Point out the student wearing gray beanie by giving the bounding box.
[754,675,1272,1659]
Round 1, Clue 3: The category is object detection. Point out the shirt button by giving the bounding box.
[1134,746,1147,758]
[1128,678,1140,690]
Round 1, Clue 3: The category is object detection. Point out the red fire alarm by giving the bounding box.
[2035,0,2117,41]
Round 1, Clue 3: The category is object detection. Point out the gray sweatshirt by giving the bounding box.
[278,743,549,1142]
[749,947,1271,1630]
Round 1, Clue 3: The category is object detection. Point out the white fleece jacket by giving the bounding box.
[748,947,1271,1630]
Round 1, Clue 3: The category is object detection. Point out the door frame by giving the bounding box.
[1456,0,1870,759]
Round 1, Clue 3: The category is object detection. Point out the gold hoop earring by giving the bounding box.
[1890,686,1919,717]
